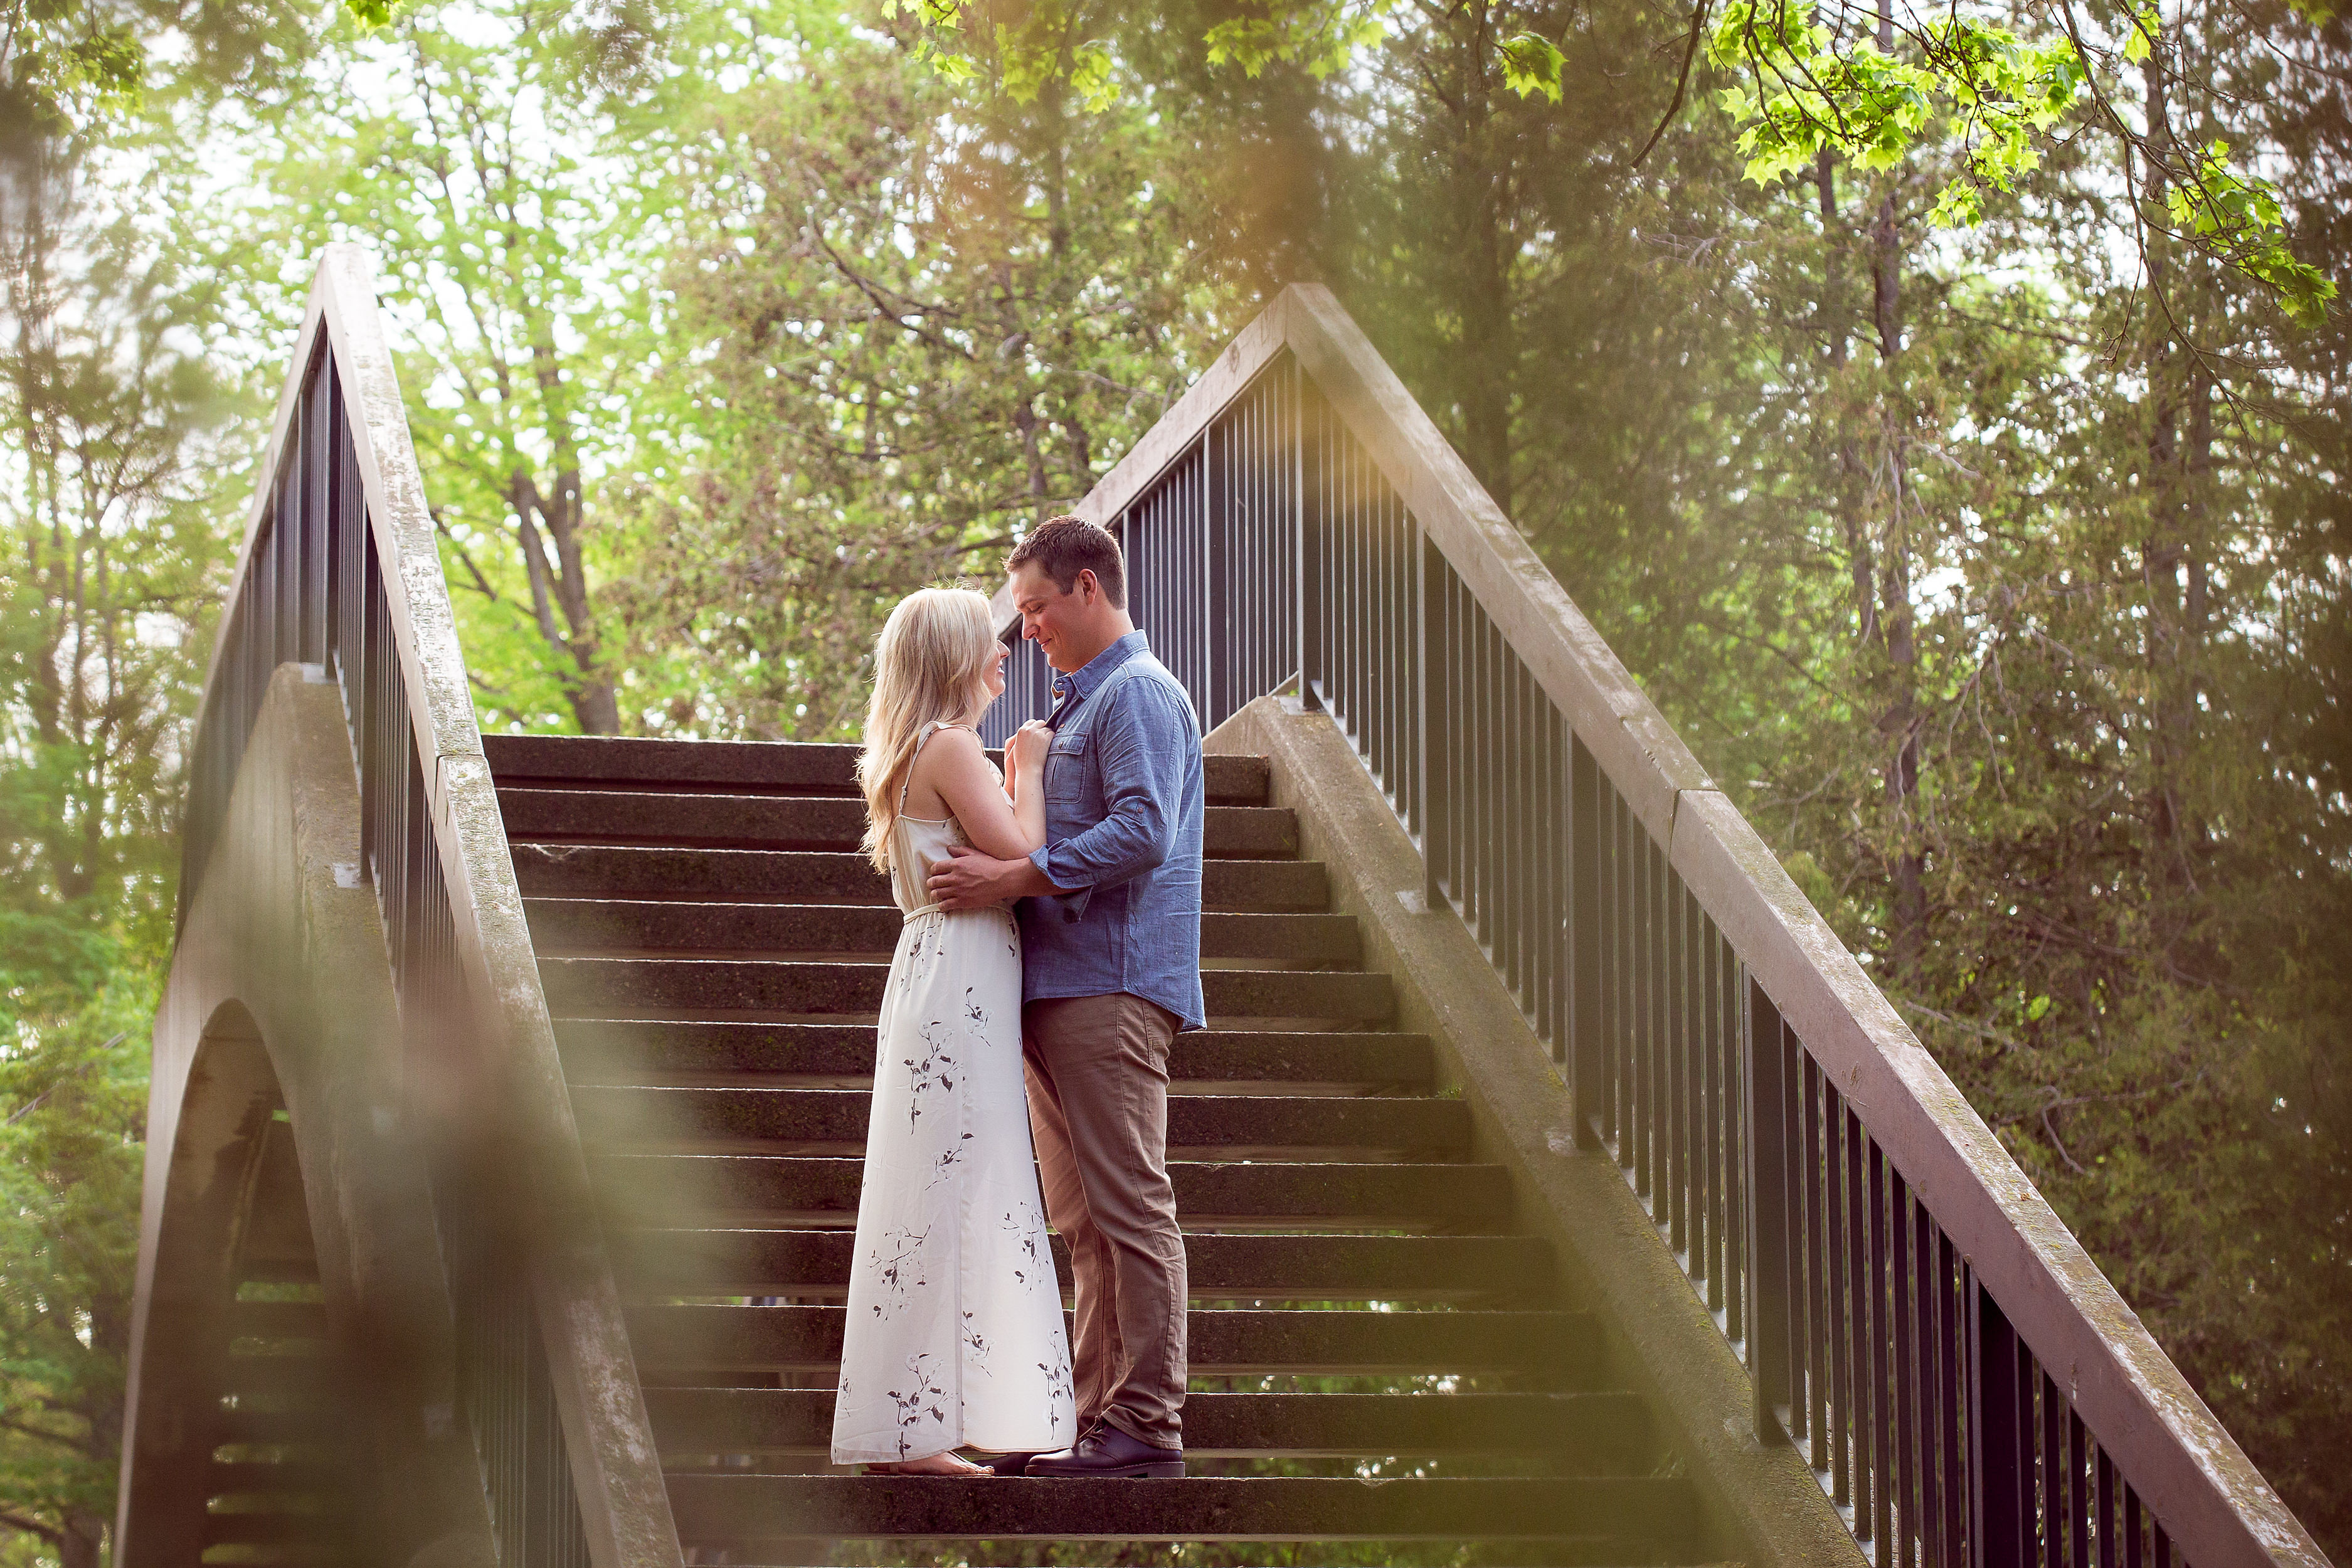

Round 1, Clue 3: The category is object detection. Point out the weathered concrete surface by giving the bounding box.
[626,1303,1601,1380]
[667,1473,1696,1548]
[123,666,498,1568]
[1209,694,1867,1568]
[554,1017,1425,1083]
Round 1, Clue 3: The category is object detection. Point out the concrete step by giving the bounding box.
[538,958,1394,1024]
[646,1387,1651,1466]
[526,900,1359,965]
[573,1086,1466,1156]
[511,845,1329,912]
[225,1352,330,1402]
[627,1305,1601,1382]
[664,1473,1698,1553]
[207,1460,339,1500]
[617,1229,1550,1301]
[225,1299,326,1342]
[591,1154,1510,1226]
[215,1404,335,1444]
[485,734,1273,807]
[201,1511,337,1549]
[495,788,1300,859]
[555,1020,1434,1086]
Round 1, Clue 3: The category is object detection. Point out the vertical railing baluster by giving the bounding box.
[1939,1232,1966,1567]
[1872,1143,1894,1553]
[1298,377,1322,712]
[1419,529,1446,910]
[1723,938,1745,1340]
[2042,1369,2064,1562]
[1805,1053,1831,1463]
[2070,1409,2091,1568]
[1745,981,1793,1441]
[1630,817,1651,1195]
[1544,705,1567,1057]
[1667,876,1689,1254]
[1848,1104,1873,1529]
[1910,1185,1929,1560]
[1384,486,1403,800]
[1826,1086,1852,1505]
[1500,656,1522,994]
[2097,1448,2118,1568]
[1571,736,1602,1142]
[1650,840,1670,1213]
[1699,913,1722,1311]
[1971,1278,2029,1568]
[305,359,332,662]
[1525,677,1543,1021]
[1782,1017,1810,1445]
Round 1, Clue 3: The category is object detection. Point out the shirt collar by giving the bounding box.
[1051,628,1150,707]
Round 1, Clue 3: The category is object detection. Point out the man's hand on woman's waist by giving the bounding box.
[928,843,1064,911]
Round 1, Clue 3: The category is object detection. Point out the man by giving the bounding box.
[928,516,1202,1480]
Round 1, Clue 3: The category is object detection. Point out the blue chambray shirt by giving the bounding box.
[1019,630,1206,1030]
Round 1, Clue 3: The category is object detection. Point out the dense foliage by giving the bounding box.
[1,0,2345,1562]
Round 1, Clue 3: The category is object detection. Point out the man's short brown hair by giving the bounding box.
[1007,516,1126,610]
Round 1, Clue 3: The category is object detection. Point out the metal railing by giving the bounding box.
[175,247,676,1568]
[986,285,2326,1568]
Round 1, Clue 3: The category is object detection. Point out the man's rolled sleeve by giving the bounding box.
[1032,681,1190,899]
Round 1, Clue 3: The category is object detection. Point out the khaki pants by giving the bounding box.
[1021,993,1188,1449]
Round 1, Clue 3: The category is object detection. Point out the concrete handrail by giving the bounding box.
[171,246,682,1568]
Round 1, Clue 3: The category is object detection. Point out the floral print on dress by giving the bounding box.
[829,734,1075,1465]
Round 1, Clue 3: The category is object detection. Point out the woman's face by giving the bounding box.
[980,637,1009,702]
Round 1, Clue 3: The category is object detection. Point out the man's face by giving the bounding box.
[1009,561,1093,674]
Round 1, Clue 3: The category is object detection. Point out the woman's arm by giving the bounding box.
[1007,720,1048,850]
[913,728,1045,861]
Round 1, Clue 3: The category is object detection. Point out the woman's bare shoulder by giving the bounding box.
[907,723,985,795]
[916,723,986,768]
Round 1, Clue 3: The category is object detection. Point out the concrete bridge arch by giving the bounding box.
[120,666,497,1568]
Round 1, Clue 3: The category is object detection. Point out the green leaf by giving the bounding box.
[1500,32,1565,103]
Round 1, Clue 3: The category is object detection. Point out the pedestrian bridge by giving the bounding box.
[118,246,2330,1568]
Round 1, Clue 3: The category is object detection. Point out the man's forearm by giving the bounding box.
[1033,805,1168,896]
[997,854,1064,899]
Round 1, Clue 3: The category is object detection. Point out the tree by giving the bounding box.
[600,3,1258,739]
[0,122,255,1568]
[263,1,673,733]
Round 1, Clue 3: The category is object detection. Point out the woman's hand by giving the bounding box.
[1009,719,1053,777]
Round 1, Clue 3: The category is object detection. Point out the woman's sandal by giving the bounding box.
[861,1451,990,1476]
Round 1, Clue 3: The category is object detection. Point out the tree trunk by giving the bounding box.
[1454,3,1517,516]
[1871,0,1927,977]
[2137,46,2197,869]
[507,472,617,734]
[1818,151,1875,642]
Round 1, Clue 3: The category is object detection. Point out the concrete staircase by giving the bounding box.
[490,733,1711,1565]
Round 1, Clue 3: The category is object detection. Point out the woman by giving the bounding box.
[830,586,1074,1475]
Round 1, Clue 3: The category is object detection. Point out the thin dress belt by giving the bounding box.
[902,901,1011,924]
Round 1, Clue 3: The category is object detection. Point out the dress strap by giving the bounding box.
[898,721,973,812]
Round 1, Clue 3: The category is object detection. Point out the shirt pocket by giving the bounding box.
[1044,729,1091,805]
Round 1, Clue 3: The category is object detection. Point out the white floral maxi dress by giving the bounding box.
[830,731,1076,1464]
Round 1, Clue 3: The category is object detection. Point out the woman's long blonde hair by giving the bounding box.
[857,587,1000,871]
